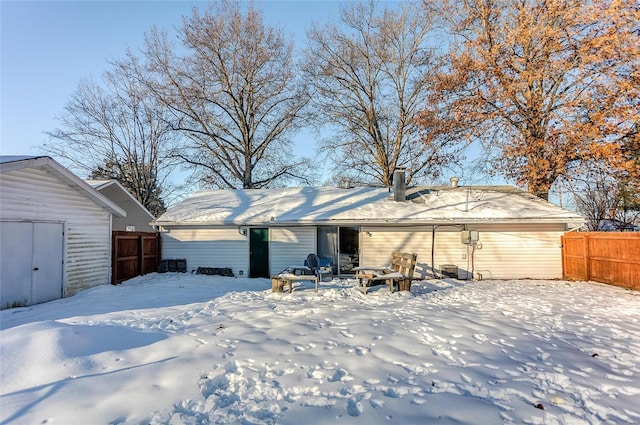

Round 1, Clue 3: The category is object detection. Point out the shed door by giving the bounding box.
[0,222,63,308]
[31,223,64,304]
[1,222,33,308]
[249,228,269,278]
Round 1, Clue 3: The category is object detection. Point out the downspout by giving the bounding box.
[431,225,438,278]
[464,224,470,279]
[471,242,476,279]
[109,213,114,285]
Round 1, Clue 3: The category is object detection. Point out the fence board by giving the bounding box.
[561,232,640,290]
[112,231,160,284]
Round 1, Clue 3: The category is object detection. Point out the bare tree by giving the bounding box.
[566,166,640,231]
[43,62,179,216]
[133,1,312,189]
[304,1,457,187]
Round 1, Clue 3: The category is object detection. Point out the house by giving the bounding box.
[0,156,126,308]
[596,219,640,232]
[86,180,155,232]
[153,174,584,281]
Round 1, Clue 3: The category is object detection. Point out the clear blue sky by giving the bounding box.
[1,0,505,193]
[1,0,344,160]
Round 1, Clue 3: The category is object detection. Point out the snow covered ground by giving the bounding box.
[1,274,639,425]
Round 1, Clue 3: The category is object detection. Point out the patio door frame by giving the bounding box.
[316,226,360,275]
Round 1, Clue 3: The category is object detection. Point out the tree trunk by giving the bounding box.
[528,179,552,201]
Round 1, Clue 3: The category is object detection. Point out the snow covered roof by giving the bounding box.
[0,156,126,217]
[154,185,584,226]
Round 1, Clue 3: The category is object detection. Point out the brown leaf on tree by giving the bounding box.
[418,0,640,200]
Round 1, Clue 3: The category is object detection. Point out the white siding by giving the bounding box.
[161,226,316,277]
[433,229,467,279]
[161,226,248,275]
[270,227,316,275]
[360,226,435,278]
[160,223,565,280]
[361,224,565,280]
[470,224,564,279]
[0,168,112,297]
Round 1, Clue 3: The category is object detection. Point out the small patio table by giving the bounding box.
[354,266,405,294]
[271,266,319,293]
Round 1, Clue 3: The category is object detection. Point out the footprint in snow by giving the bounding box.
[340,330,355,338]
[460,373,473,383]
[329,368,352,382]
[347,398,363,416]
[370,399,385,408]
[537,352,550,361]
[383,387,408,398]
[473,333,489,343]
[355,346,370,356]
[308,369,325,380]
[483,363,500,370]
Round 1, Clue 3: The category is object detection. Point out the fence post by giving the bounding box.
[111,232,116,285]
[157,233,161,273]
[584,234,590,281]
[560,235,564,279]
[138,234,144,277]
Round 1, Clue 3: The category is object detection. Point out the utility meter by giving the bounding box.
[461,230,479,245]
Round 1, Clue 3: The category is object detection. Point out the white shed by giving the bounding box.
[0,156,126,308]
[153,181,584,281]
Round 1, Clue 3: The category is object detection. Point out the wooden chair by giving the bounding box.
[356,252,418,293]
[389,251,417,291]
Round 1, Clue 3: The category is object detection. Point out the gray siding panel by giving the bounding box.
[99,184,155,232]
[270,227,316,275]
[0,168,112,297]
[161,227,248,276]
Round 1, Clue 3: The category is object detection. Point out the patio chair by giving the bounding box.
[305,253,333,282]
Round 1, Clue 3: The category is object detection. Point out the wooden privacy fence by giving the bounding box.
[112,231,160,284]
[561,232,640,290]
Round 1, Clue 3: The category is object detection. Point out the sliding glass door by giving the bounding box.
[317,226,360,275]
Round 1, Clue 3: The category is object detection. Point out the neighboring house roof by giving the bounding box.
[153,185,584,227]
[0,156,126,217]
[597,219,640,232]
[86,179,155,221]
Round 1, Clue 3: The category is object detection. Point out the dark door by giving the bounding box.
[249,228,269,278]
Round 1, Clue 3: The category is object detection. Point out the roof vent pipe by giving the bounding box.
[342,177,351,189]
[450,177,459,188]
[393,168,406,202]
